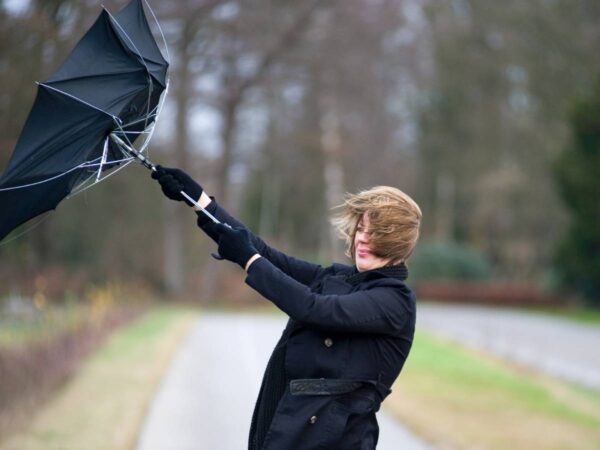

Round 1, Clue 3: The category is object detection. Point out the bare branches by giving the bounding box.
[231,0,325,104]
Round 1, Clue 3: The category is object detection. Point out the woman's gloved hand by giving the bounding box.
[151,165,203,206]
[213,223,258,269]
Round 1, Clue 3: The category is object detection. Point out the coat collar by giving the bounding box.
[344,263,408,286]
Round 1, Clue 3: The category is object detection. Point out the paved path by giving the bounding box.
[136,312,432,450]
[417,303,600,389]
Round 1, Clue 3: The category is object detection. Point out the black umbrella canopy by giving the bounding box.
[0,0,168,242]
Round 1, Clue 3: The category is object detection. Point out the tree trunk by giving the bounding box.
[164,18,193,296]
[319,97,346,262]
[215,98,238,205]
[434,172,455,241]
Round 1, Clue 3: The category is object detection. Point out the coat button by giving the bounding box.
[309,415,318,424]
[324,337,333,347]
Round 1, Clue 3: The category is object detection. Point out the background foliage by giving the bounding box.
[0,0,598,303]
[553,79,600,303]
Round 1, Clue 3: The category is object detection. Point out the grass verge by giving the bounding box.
[529,306,600,326]
[0,305,199,450]
[386,331,600,450]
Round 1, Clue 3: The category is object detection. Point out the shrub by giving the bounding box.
[553,80,600,304]
[408,241,492,282]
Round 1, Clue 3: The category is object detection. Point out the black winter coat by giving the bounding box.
[200,201,417,450]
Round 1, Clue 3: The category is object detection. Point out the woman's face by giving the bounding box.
[354,212,390,272]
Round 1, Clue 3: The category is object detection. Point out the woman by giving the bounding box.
[152,166,421,450]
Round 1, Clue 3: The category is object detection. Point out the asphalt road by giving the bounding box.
[135,312,432,450]
[417,303,600,389]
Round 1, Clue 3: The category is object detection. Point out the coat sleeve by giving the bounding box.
[198,199,328,286]
[245,257,411,335]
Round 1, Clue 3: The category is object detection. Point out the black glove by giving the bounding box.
[212,223,258,269]
[151,165,203,207]
[197,212,220,243]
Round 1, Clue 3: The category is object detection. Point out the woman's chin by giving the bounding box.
[356,257,374,272]
[356,254,389,272]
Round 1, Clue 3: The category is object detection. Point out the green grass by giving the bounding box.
[410,332,600,424]
[420,300,600,327]
[530,306,600,326]
[387,331,600,450]
[0,305,199,450]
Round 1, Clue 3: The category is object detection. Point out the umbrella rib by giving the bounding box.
[106,6,166,67]
[0,213,53,248]
[104,7,151,76]
[129,98,155,130]
[144,0,170,63]
[104,7,155,131]
[61,154,135,197]
[0,160,99,191]
[137,78,170,157]
[69,170,103,197]
[46,71,146,84]
[38,82,118,120]
[67,158,135,198]
[122,126,152,134]
[120,109,157,128]
[96,137,110,181]
[0,156,132,191]
[104,4,171,158]
[113,119,137,153]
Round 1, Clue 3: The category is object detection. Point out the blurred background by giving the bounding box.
[0,1,599,449]
[1,0,599,303]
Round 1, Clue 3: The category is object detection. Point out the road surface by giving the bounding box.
[417,303,600,389]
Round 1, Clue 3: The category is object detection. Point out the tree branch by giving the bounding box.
[232,0,326,103]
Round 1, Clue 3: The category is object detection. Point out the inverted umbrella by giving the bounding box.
[0,0,219,243]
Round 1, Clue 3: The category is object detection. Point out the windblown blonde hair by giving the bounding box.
[333,186,422,264]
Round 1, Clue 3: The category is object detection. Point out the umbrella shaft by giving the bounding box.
[110,133,155,170]
[179,192,223,225]
[109,132,221,225]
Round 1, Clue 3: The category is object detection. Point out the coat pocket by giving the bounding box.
[261,390,376,450]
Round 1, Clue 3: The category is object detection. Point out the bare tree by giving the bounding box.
[153,0,325,295]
